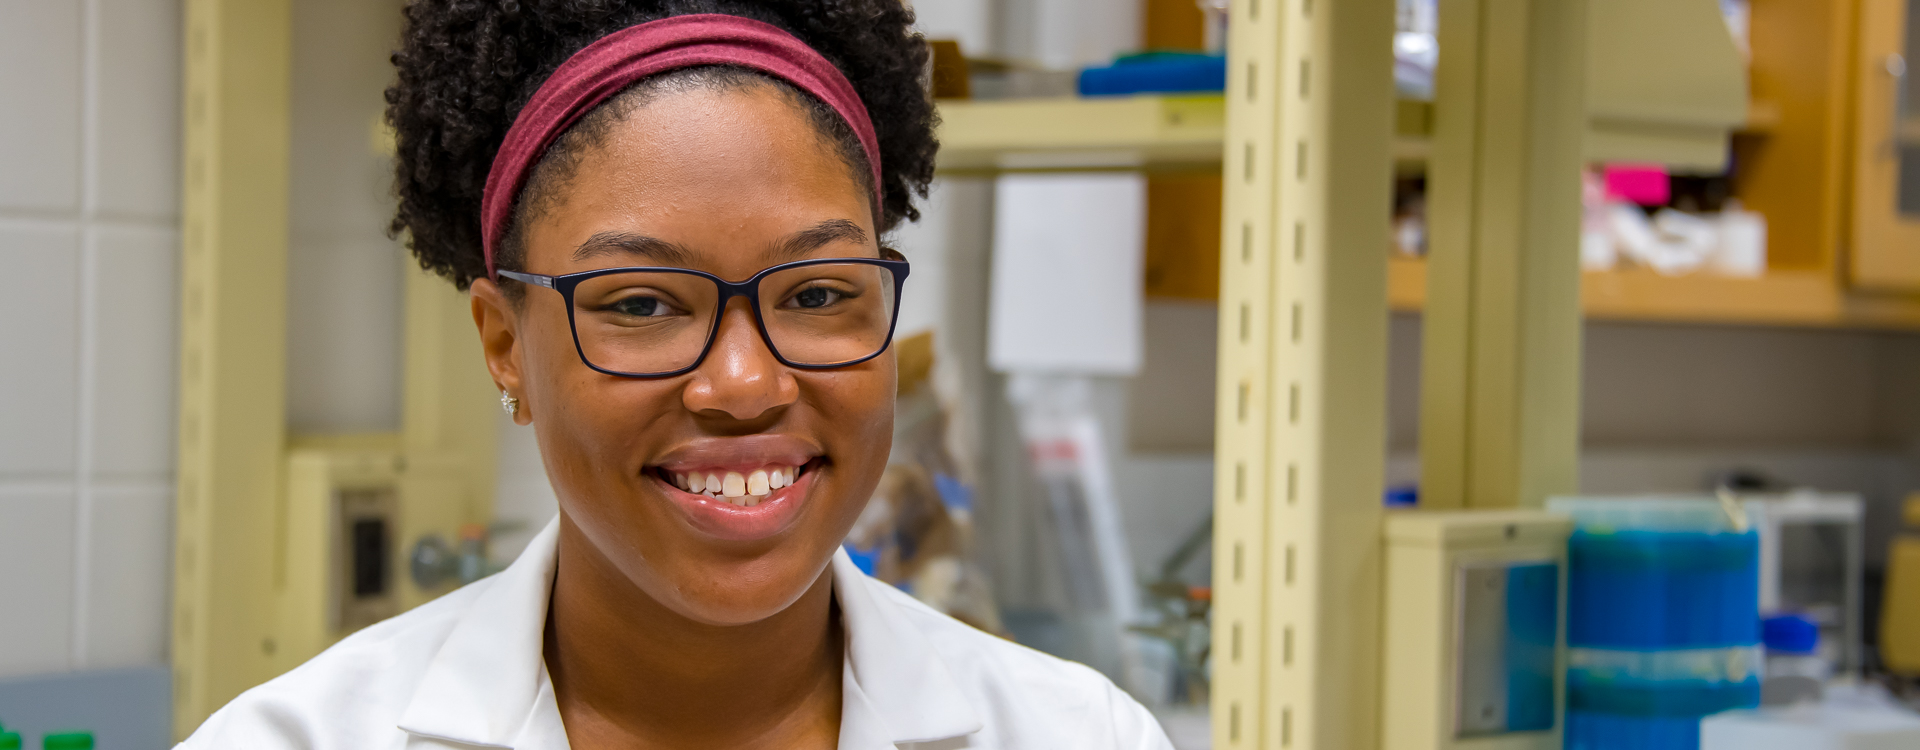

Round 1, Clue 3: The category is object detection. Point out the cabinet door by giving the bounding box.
[1850,0,1920,290]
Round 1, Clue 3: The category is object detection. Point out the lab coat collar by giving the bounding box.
[395,519,983,747]
[829,546,984,744]
[397,519,560,747]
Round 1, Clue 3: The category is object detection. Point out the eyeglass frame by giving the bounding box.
[497,256,911,379]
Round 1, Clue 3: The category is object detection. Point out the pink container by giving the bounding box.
[1603,164,1671,206]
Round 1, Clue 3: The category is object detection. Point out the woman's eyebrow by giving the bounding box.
[768,219,870,261]
[572,231,696,265]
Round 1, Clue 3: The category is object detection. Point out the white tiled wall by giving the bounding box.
[0,0,182,680]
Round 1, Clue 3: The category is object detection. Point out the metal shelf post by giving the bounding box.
[1211,0,1396,747]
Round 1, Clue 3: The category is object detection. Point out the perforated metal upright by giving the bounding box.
[1210,0,1395,748]
[174,0,294,733]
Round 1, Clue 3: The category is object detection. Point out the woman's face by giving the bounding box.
[477,83,893,626]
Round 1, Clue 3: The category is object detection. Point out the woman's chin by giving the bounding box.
[656,558,833,627]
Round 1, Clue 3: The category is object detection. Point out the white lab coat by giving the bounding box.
[178,519,1176,749]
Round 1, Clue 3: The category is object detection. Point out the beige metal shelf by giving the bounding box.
[933,95,1226,173]
[933,95,1433,174]
[934,91,1757,176]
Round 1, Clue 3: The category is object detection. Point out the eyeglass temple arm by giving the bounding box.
[496,269,557,289]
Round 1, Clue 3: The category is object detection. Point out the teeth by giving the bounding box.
[666,465,803,501]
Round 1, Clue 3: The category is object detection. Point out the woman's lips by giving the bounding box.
[653,462,818,542]
[653,434,817,475]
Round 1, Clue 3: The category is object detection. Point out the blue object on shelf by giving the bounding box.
[1078,52,1226,97]
[1567,709,1722,750]
[1384,486,1418,507]
[1567,529,1760,649]
[1761,614,1820,655]
[1549,497,1764,750]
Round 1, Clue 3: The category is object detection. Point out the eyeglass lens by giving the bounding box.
[569,262,897,374]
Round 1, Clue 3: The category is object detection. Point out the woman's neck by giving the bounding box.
[544,517,843,749]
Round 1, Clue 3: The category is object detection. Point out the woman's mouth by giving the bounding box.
[660,463,809,507]
[648,435,824,541]
[647,450,822,542]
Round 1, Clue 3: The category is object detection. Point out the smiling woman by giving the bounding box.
[173,2,1173,749]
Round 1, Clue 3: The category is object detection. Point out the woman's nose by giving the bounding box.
[681,298,799,420]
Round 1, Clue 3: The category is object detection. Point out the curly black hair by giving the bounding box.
[385,0,939,291]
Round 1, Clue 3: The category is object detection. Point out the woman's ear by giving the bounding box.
[471,278,531,425]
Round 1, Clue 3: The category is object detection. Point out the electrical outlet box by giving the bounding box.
[277,444,405,671]
[334,486,399,633]
[1382,510,1574,750]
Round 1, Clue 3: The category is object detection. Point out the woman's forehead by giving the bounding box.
[525,86,874,271]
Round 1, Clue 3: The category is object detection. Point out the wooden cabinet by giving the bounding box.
[1849,0,1920,290]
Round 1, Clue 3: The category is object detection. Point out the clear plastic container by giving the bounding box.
[1761,614,1829,705]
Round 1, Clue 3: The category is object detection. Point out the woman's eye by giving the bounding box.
[610,296,672,317]
[790,286,843,309]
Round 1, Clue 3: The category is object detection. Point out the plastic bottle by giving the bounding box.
[1760,614,1829,706]
[0,725,20,750]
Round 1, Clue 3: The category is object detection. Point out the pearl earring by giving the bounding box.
[500,391,519,417]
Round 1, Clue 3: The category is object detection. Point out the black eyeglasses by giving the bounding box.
[498,257,909,378]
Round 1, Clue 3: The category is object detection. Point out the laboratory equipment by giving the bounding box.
[1744,492,1864,676]
[1548,496,1762,750]
[1381,510,1573,749]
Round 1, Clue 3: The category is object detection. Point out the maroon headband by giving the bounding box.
[479,14,884,278]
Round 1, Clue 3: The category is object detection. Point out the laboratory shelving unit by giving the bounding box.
[173,0,499,735]
[931,0,1759,747]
